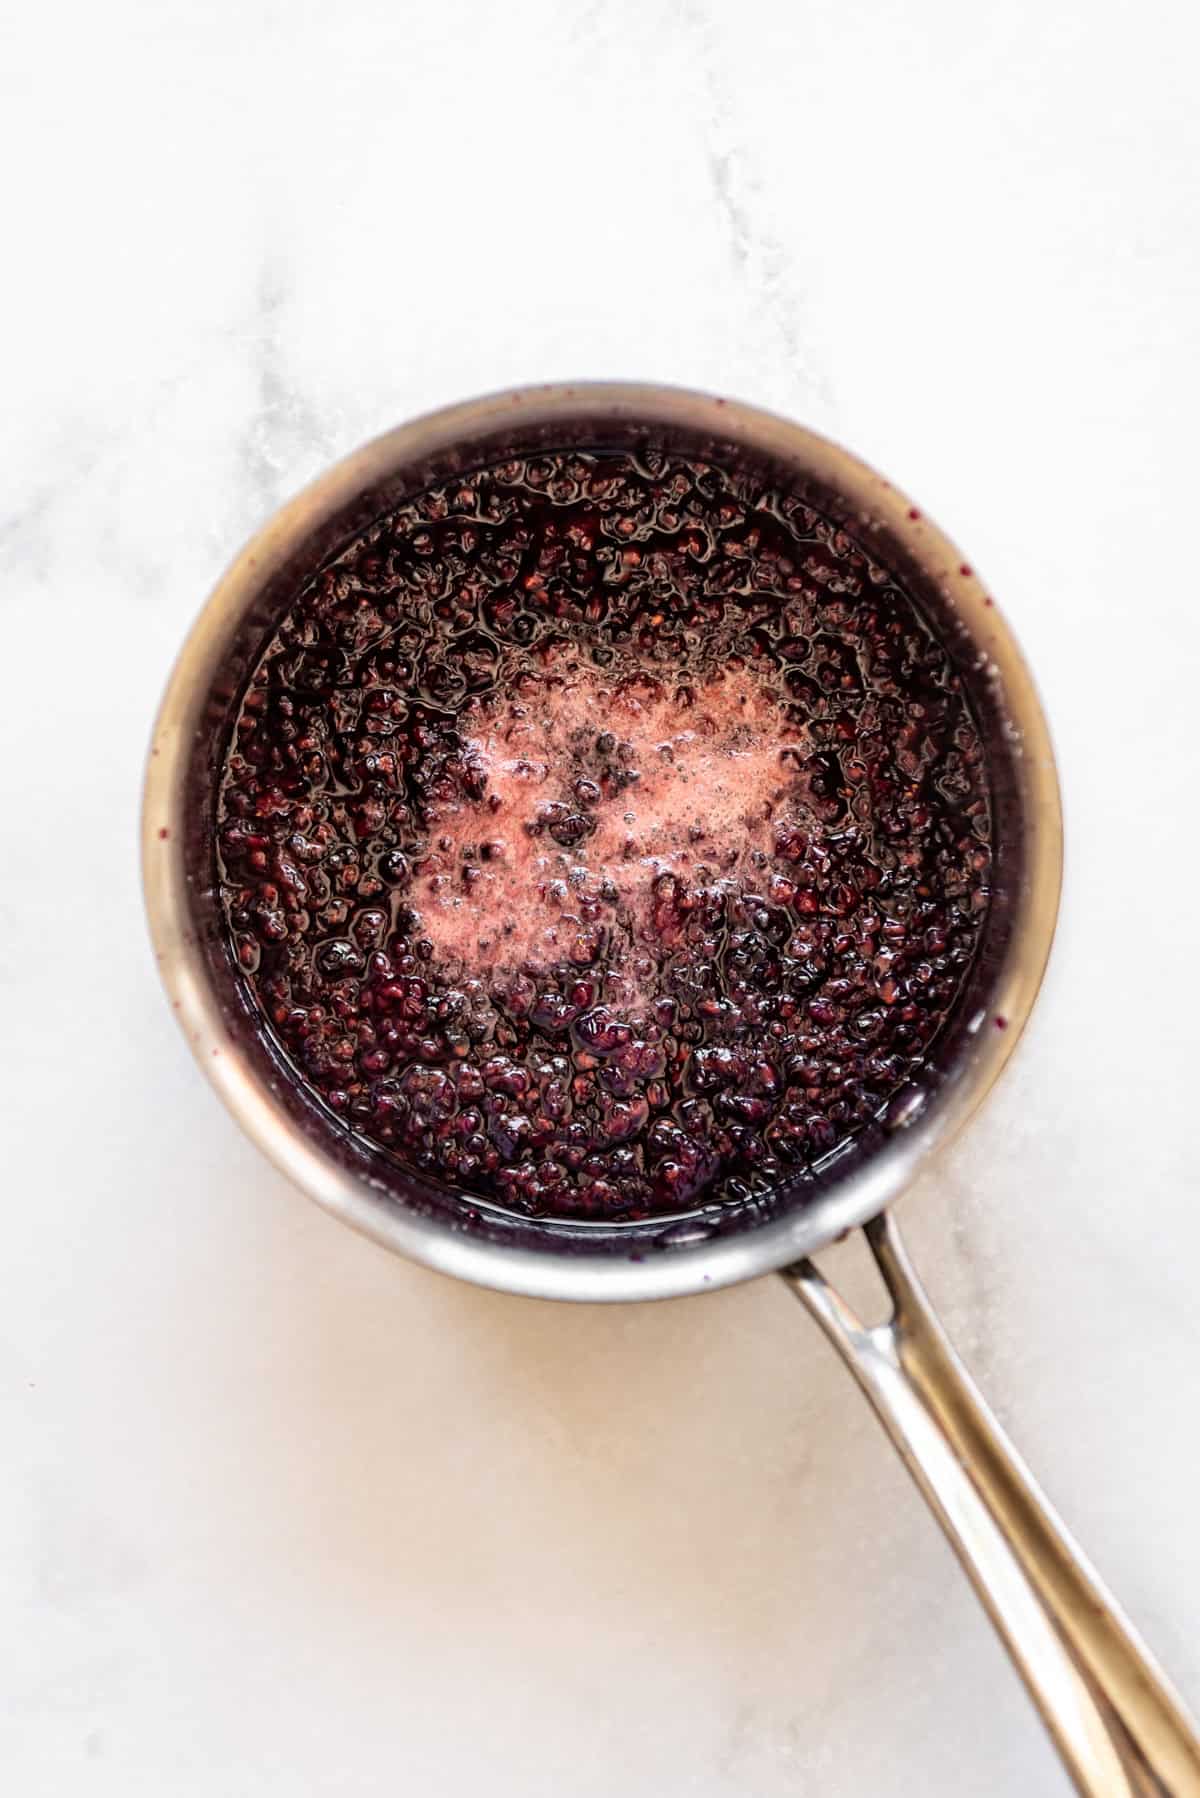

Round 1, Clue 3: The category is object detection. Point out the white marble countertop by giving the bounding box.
[4,2,1199,1791]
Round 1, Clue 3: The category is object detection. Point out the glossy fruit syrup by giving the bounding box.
[216,449,991,1222]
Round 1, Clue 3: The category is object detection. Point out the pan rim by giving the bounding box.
[141,381,1062,1301]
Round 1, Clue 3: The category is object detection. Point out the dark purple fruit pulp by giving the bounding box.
[216,450,991,1222]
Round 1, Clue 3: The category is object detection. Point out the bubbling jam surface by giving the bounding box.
[216,450,991,1221]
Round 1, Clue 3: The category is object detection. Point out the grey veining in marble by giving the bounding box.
[3,2,1199,1793]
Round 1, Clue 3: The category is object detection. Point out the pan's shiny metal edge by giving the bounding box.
[140,383,1062,1301]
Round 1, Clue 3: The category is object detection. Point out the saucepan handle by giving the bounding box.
[781,1214,1200,1797]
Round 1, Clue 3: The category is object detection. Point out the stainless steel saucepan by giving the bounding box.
[142,384,1200,1796]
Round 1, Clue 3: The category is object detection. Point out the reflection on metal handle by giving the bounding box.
[781,1214,1200,1797]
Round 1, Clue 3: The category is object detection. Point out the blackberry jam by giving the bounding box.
[216,449,991,1222]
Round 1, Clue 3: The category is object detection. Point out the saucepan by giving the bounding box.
[141,384,1200,1795]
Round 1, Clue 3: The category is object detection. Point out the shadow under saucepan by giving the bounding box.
[133,1114,1056,1794]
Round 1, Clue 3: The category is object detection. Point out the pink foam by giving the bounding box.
[411,660,807,985]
